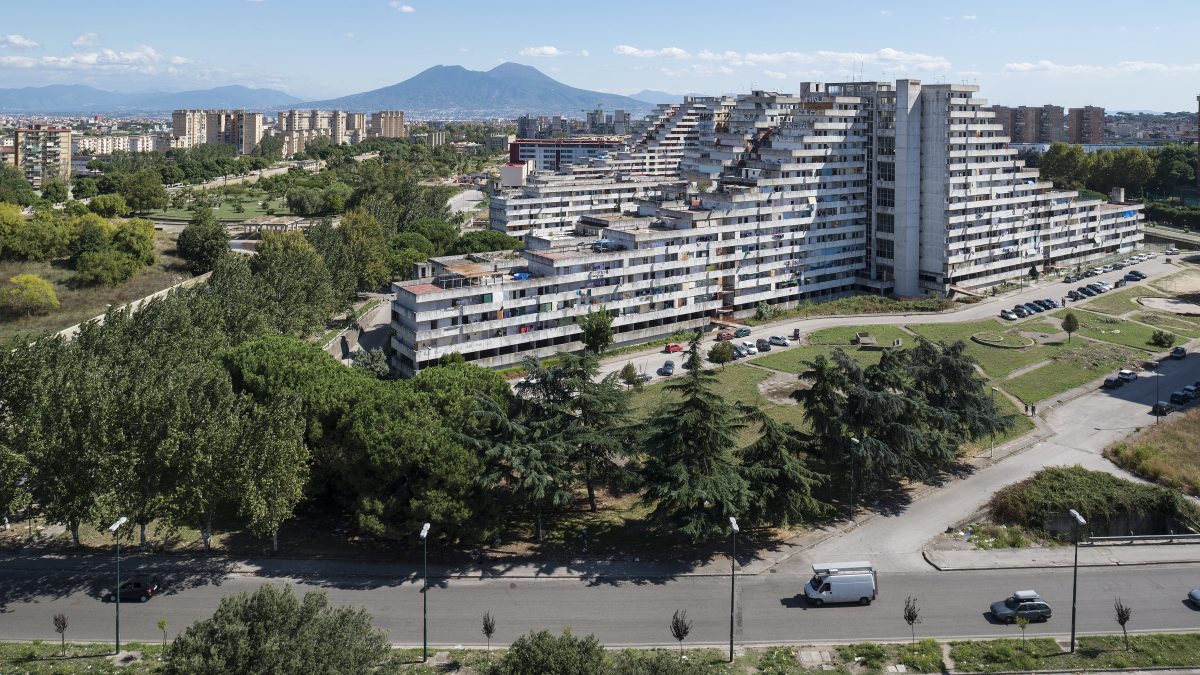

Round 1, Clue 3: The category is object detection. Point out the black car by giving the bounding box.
[658,360,675,376]
[1153,400,1176,416]
[1023,303,1043,314]
[1170,391,1190,405]
[1067,290,1083,301]
[756,338,772,352]
[1171,346,1187,360]
[105,574,163,603]
[1078,286,1096,297]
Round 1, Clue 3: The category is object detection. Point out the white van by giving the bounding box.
[804,561,877,606]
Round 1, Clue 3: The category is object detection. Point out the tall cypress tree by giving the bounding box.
[738,404,828,527]
[641,331,749,542]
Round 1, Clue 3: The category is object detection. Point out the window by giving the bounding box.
[876,239,894,260]
[876,213,895,233]
[877,161,895,182]
[877,188,895,208]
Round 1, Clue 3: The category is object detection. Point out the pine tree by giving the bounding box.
[738,404,828,527]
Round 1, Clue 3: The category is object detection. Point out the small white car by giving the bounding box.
[1146,251,1157,258]
[741,341,758,355]
[769,335,791,347]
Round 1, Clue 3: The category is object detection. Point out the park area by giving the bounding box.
[144,186,294,223]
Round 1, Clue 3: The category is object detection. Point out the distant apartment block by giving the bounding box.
[73,134,157,155]
[171,109,264,154]
[487,134,515,152]
[412,131,447,148]
[392,80,1143,377]
[370,110,407,139]
[509,137,626,171]
[1069,106,1106,144]
[990,105,1064,143]
[489,172,674,239]
[171,109,207,146]
[14,125,71,188]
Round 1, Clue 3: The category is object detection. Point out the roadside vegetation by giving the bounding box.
[988,466,1200,539]
[950,633,1200,673]
[743,294,954,325]
[1106,405,1200,495]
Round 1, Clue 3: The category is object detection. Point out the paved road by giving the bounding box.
[0,559,1196,647]
[448,188,484,216]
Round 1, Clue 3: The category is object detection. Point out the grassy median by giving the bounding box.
[950,633,1200,673]
[1106,404,1200,496]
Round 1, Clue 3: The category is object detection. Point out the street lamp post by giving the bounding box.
[848,438,860,522]
[420,522,430,663]
[108,516,127,655]
[1069,509,1087,654]
[728,517,738,663]
[1156,366,1162,425]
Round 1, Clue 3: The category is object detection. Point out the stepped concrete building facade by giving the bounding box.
[391,80,1143,377]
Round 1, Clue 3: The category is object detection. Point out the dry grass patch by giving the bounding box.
[1106,405,1200,496]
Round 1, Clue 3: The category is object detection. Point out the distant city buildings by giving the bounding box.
[412,131,447,148]
[170,108,411,156]
[508,137,626,172]
[13,125,71,188]
[370,110,406,139]
[1068,106,1106,144]
[988,103,1107,145]
[391,80,1144,377]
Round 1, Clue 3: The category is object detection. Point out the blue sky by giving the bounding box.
[1,0,1197,111]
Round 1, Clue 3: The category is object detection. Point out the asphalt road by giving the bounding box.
[1,562,1197,647]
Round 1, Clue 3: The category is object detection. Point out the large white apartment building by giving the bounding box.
[488,173,675,240]
[391,80,1143,377]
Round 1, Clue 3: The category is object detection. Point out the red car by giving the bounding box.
[664,343,683,353]
[716,332,734,342]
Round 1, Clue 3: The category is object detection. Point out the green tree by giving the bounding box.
[1150,329,1176,348]
[620,362,639,387]
[0,273,59,316]
[177,206,229,274]
[1062,311,1079,343]
[74,250,140,286]
[120,169,169,213]
[449,229,522,254]
[707,340,734,370]
[339,208,391,291]
[497,629,606,675]
[251,231,335,335]
[738,405,827,527]
[1028,265,1039,282]
[0,163,37,206]
[1039,142,1087,189]
[164,585,390,675]
[72,176,99,200]
[237,396,309,552]
[351,347,391,378]
[89,193,130,218]
[40,179,69,204]
[578,307,614,355]
[641,331,749,541]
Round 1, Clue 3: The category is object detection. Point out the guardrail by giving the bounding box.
[1082,533,1200,546]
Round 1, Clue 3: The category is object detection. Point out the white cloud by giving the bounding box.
[0,34,40,50]
[344,32,354,39]
[579,49,589,57]
[615,44,950,72]
[661,64,733,78]
[71,32,100,48]
[962,14,977,20]
[764,70,789,80]
[519,45,566,57]
[614,45,690,59]
[0,44,190,76]
[1004,59,1200,75]
[169,55,191,65]
[389,1,415,12]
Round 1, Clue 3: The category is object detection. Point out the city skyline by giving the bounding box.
[0,0,1196,112]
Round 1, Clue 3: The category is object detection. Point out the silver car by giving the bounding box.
[990,590,1051,624]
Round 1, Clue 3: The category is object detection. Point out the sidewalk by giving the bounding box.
[924,543,1200,571]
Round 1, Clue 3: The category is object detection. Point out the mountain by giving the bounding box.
[0,84,301,113]
[303,62,651,118]
[133,86,302,111]
[628,89,681,105]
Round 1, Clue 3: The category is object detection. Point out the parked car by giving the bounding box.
[1113,262,1126,270]
[1189,588,1200,607]
[1115,279,1128,288]
[664,343,683,353]
[1063,274,1078,283]
[733,344,749,358]
[1042,299,1059,308]
[1185,385,1199,400]
[1117,369,1138,382]
[1100,265,1114,273]
[769,335,790,347]
[1153,400,1176,416]
[1086,284,1105,294]
[104,574,163,603]
[1170,391,1190,405]
[1146,251,1157,258]
[1103,376,1123,389]
[1067,290,1083,301]
[1171,346,1187,359]
[734,327,752,338]
[636,372,653,383]
[658,360,676,376]
[1033,300,1053,310]
[1023,303,1043,314]
[1128,270,1147,280]
[716,331,734,341]
[1078,286,1096,297]
[1000,309,1018,320]
[990,590,1051,624]
[756,338,772,352]
[741,341,758,355]
[1013,305,1030,318]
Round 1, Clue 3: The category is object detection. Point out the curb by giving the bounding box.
[922,549,1200,572]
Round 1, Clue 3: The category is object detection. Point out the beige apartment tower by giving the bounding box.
[371,110,406,138]
[1068,106,1105,144]
[14,125,72,188]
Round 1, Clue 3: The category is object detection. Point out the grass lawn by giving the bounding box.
[0,232,191,348]
[1001,342,1140,404]
[145,195,294,223]
[906,319,1067,379]
[1080,284,1168,316]
[1052,309,1178,352]
[630,363,806,429]
[749,344,885,373]
[807,323,910,346]
[950,633,1200,673]
[1106,404,1200,495]
[0,642,165,674]
[1134,311,1200,338]
[964,393,1036,455]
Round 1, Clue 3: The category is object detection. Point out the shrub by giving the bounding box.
[0,273,59,316]
[74,250,140,287]
[838,643,888,671]
[1150,329,1176,348]
[89,193,130,218]
[495,629,606,675]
